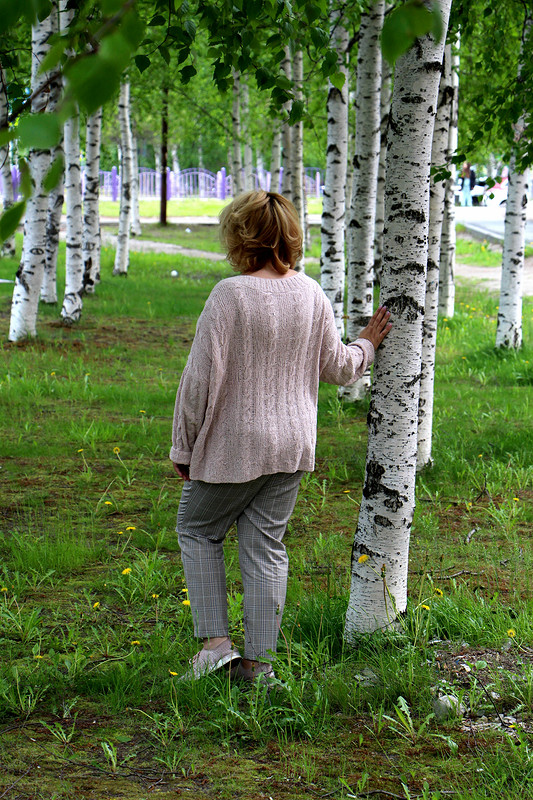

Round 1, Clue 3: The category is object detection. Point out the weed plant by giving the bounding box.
[0,237,532,799]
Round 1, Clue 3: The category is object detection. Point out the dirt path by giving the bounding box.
[101,231,533,296]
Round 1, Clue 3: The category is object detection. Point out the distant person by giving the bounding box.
[460,162,476,206]
[170,190,392,683]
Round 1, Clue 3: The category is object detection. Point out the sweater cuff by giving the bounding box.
[169,447,191,465]
[350,337,375,365]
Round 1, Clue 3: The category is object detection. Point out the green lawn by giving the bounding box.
[0,239,532,800]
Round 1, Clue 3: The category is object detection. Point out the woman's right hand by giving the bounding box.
[358,306,392,350]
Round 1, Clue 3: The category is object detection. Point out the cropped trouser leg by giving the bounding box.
[176,472,302,661]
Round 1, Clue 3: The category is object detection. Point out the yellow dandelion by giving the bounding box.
[180,587,189,594]
[343,489,351,493]
[93,601,100,609]
[169,670,178,676]
[152,593,159,599]
[125,526,136,531]
[34,655,44,659]
[117,531,124,535]
[131,640,141,646]
[113,446,120,455]
[77,448,84,453]
[182,599,191,607]
[121,567,132,575]
[513,497,520,502]
[139,410,146,414]
[1,587,7,593]
[358,554,369,564]
[421,604,430,610]
[461,356,467,360]
[507,629,516,638]
[434,587,444,596]
[50,371,56,376]
[478,454,483,458]
[104,501,113,506]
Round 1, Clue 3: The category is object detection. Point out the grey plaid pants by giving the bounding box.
[176,471,303,661]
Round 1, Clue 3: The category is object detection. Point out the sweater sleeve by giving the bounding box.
[169,302,214,465]
[318,291,375,385]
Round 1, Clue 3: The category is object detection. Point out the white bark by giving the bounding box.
[291,49,305,271]
[320,12,349,335]
[496,159,528,349]
[241,79,253,192]
[41,2,63,304]
[495,17,531,350]
[270,122,282,193]
[438,39,459,318]
[345,0,451,639]
[113,82,132,276]
[341,1,384,401]
[82,107,102,293]
[373,57,392,282]
[281,47,293,200]
[171,145,180,174]
[417,46,453,470]
[231,70,243,196]
[0,60,16,259]
[8,15,53,341]
[130,127,142,236]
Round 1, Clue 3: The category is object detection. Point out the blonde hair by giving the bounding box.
[219,190,303,274]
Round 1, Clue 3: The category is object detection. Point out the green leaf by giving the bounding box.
[329,71,346,91]
[18,114,62,149]
[159,45,171,64]
[0,126,16,149]
[101,0,126,11]
[381,0,438,64]
[18,159,32,199]
[135,54,151,73]
[149,14,166,26]
[184,18,197,39]
[288,99,305,125]
[43,153,64,192]
[38,40,66,75]
[0,200,26,243]
[180,65,197,84]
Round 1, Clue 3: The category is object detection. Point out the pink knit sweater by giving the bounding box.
[170,273,374,483]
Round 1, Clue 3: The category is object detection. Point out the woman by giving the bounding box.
[170,190,391,682]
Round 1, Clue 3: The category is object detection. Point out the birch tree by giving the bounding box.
[438,40,458,318]
[0,60,15,259]
[373,57,392,282]
[241,78,254,192]
[231,70,243,195]
[280,47,293,200]
[113,81,133,276]
[417,45,453,470]
[345,0,451,638]
[291,48,305,271]
[82,107,103,293]
[270,123,282,193]
[41,1,63,304]
[130,126,142,236]
[8,16,53,341]
[341,0,385,401]
[495,14,531,350]
[320,11,349,335]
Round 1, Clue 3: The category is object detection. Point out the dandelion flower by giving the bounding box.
[126,526,136,531]
[117,531,124,535]
[513,497,520,502]
[507,629,516,638]
[131,640,141,646]
[1,587,7,593]
[152,593,159,599]
[139,410,146,414]
[434,587,444,596]
[93,601,100,609]
[104,501,113,506]
[121,567,132,575]
[180,587,189,594]
[77,448,84,453]
[51,371,56,376]
[343,490,351,493]
[34,655,44,659]
[421,604,430,610]
[113,447,120,455]
[169,670,178,676]
[358,554,369,564]
[478,454,483,458]
[182,600,191,607]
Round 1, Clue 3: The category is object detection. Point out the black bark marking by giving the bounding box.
[385,294,425,321]
[363,461,405,514]
[367,400,383,435]
[390,260,425,275]
[374,514,393,527]
[350,539,379,567]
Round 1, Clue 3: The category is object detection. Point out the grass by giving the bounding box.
[99,196,324,219]
[0,236,532,799]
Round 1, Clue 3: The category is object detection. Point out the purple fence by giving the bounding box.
[1,165,323,202]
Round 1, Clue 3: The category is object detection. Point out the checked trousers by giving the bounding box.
[176,471,303,661]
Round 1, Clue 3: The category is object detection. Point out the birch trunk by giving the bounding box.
[270,122,282,193]
[373,57,392,283]
[41,1,62,303]
[241,79,253,192]
[231,70,243,196]
[113,82,132,275]
[345,0,451,638]
[0,60,16,258]
[320,13,349,335]
[82,107,102,294]
[417,46,453,470]
[281,47,293,200]
[438,39,459,318]
[130,127,142,236]
[8,15,53,341]
[340,1,384,401]
[495,158,528,349]
[495,17,531,350]
[160,83,169,226]
[291,49,305,271]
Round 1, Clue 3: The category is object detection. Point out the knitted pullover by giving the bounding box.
[170,272,374,483]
